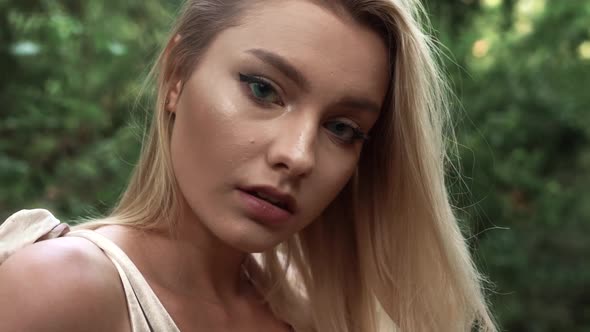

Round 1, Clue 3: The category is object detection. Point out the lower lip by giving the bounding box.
[237,189,292,226]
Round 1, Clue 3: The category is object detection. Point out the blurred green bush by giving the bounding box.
[428,1,590,330]
[0,0,174,217]
[1,0,588,330]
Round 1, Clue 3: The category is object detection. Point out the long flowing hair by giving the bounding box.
[78,0,497,331]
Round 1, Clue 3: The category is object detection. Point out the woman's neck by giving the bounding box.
[96,216,255,306]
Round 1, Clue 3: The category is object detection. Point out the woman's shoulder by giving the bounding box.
[0,236,130,332]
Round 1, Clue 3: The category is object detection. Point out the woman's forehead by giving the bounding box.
[208,0,390,103]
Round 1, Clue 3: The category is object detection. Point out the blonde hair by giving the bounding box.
[77,0,497,331]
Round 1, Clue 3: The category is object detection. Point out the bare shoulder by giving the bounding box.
[0,236,130,332]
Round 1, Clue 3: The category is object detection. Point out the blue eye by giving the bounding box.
[324,120,368,144]
[239,73,282,105]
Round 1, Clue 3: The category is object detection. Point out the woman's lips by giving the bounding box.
[237,189,293,226]
[239,185,297,214]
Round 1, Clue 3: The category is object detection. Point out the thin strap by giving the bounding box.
[66,230,180,332]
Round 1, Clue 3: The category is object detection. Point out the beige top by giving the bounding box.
[0,209,180,332]
[67,229,181,332]
[1,209,297,332]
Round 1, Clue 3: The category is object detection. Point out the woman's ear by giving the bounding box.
[165,34,183,114]
[166,80,183,113]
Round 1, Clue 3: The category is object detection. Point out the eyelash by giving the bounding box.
[238,72,369,145]
[325,120,370,144]
[238,73,284,107]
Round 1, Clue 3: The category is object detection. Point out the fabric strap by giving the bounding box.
[66,230,180,332]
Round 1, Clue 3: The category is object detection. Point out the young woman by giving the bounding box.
[0,0,497,331]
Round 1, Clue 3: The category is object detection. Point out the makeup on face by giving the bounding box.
[237,69,371,145]
[236,185,296,227]
[168,0,389,252]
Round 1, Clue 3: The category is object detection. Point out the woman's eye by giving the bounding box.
[324,120,368,144]
[239,73,283,105]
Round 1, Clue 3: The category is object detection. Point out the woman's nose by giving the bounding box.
[266,116,316,179]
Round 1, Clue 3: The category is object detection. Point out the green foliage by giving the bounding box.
[427,0,590,331]
[1,0,588,330]
[0,0,175,218]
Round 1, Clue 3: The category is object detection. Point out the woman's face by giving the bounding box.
[167,0,389,252]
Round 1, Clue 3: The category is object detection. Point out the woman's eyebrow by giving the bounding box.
[331,95,381,114]
[245,48,311,92]
[244,48,381,113]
